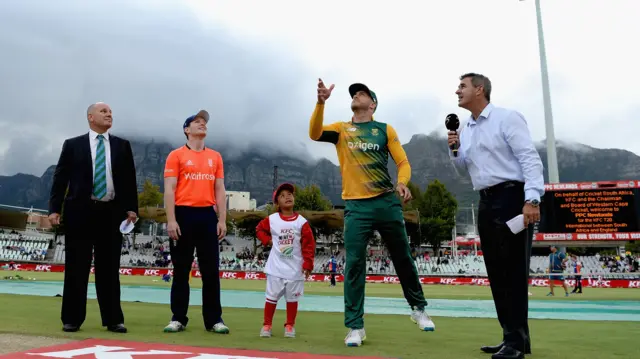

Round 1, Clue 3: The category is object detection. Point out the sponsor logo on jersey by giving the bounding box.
[183,172,215,181]
[278,228,295,257]
[347,141,380,152]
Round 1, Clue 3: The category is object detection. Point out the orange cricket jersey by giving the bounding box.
[163,145,224,207]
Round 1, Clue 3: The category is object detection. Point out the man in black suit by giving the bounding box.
[48,102,138,333]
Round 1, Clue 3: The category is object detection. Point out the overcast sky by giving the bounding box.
[0,0,638,177]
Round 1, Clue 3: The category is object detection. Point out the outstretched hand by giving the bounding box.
[317,78,335,104]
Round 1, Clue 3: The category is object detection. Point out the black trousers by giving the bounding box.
[330,272,336,286]
[478,181,533,352]
[62,201,124,327]
[169,206,222,329]
[573,276,583,292]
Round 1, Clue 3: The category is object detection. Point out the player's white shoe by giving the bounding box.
[344,328,366,347]
[260,325,272,338]
[284,325,296,338]
[411,307,435,331]
[163,321,185,333]
[209,322,230,334]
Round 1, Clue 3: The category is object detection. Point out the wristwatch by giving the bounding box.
[526,199,540,207]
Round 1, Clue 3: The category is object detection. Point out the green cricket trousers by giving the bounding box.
[343,191,427,329]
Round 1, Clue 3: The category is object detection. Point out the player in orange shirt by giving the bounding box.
[162,110,229,334]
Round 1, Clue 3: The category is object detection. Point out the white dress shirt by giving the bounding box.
[89,129,115,201]
[450,103,545,202]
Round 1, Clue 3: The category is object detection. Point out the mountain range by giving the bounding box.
[2,135,640,222]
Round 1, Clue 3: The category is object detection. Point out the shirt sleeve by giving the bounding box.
[386,124,411,185]
[300,221,316,271]
[309,103,342,144]
[164,151,179,178]
[215,152,224,179]
[256,217,272,246]
[449,127,468,170]
[502,111,545,202]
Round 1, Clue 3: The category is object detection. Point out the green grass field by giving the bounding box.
[1,271,639,359]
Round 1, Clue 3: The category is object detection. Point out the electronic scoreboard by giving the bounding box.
[536,181,640,241]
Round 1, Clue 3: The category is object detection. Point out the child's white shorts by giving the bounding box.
[265,275,304,303]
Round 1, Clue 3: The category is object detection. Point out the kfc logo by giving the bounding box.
[119,268,132,275]
[244,272,260,280]
[597,280,611,288]
[221,272,237,279]
[628,281,640,288]
[439,278,457,285]
[144,269,159,276]
[35,265,51,272]
[383,276,400,283]
[471,278,489,286]
[531,279,548,287]
[90,267,96,274]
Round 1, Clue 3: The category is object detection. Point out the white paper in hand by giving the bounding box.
[119,219,135,234]
[506,214,525,234]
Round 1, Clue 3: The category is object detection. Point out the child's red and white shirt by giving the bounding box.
[256,212,315,281]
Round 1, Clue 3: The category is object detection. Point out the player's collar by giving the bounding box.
[185,143,206,151]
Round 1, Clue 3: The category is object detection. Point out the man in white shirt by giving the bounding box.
[448,73,544,359]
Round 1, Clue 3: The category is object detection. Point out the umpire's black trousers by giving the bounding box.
[169,206,222,330]
[62,200,124,327]
[478,181,533,352]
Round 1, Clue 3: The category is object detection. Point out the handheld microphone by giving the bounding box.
[445,114,460,157]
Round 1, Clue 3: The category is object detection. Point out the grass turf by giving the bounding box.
[0,293,638,359]
[1,272,640,358]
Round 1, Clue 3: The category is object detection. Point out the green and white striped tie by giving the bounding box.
[92,134,107,200]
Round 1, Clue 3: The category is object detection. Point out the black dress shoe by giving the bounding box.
[62,324,79,332]
[491,346,524,359]
[107,324,127,333]
[481,341,504,354]
[482,341,531,355]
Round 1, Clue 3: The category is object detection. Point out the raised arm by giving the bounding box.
[387,125,411,185]
[309,103,341,144]
[502,111,545,202]
[310,78,341,144]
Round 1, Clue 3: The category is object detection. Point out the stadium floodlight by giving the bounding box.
[521,0,559,183]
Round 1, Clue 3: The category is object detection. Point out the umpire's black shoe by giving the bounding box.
[62,324,79,332]
[491,346,524,359]
[481,342,531,355]
[107,324,127,333]
[481,341,504,354]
